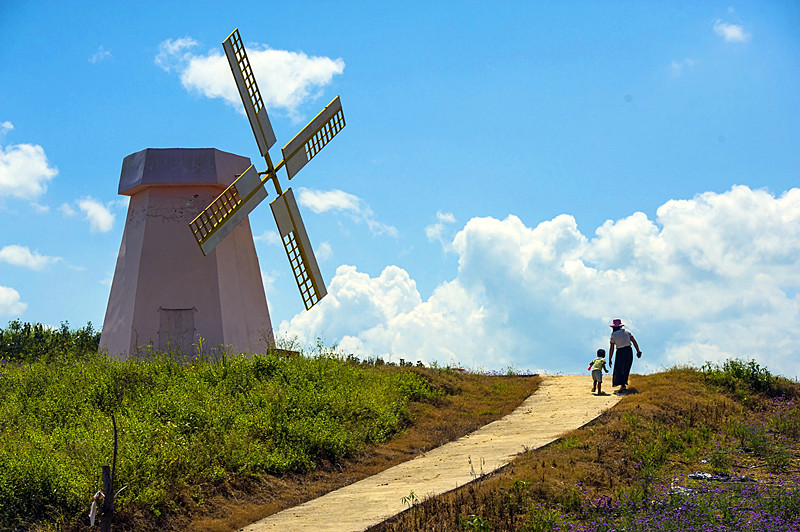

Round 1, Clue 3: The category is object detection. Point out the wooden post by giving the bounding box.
[99,415,118,531]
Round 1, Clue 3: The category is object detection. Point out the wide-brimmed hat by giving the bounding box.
[609,318,624,328]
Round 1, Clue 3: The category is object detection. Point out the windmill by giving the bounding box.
[189,29,345,310]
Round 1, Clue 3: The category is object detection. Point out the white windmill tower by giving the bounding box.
[189,29,346,310]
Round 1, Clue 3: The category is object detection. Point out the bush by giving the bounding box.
[0,320,100,363]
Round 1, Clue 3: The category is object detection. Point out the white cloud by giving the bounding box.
[713,20,749,42]
[297,187,398,237]
[59,203,77,217]
[282,185,800,379]
[155,37,198,72]
[0,245,61,270]
[261,269,277,296]
[0,286,26,317]
[156,36,344,119]
[669,58,696,78]
[77,197,115,233]
[89,46,112,63]
[316,241,333,261]
[299,188,361,213]
[426,211,456,243]
[0,131,58,200]
[254,229,282,245]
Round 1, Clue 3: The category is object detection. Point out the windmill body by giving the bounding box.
[100,148,273,359]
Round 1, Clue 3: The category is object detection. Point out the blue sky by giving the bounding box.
[1,1,798,377]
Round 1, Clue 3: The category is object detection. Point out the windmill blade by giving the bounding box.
[270,188,327,310]
[223,29,277,157]
[282,96,345,179]
[189,165,268,255]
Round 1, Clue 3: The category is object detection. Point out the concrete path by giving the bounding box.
[240,374,621,532]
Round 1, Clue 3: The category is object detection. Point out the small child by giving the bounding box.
[588,349,609,394]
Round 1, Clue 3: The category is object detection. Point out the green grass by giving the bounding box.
[0,322,443,530]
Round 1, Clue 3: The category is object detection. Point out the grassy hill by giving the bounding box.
[2,321,797,531]
[0,321,539,531]
[371,360,800,532]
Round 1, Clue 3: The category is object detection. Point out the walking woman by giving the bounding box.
[608,318,642,392]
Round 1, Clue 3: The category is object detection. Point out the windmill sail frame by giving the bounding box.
[271,188,327,310]
[282,96,345,179]
[189,29,346,310]
[223,29,277,157]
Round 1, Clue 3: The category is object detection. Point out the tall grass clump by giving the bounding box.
[701,358,798,401]
[0,325,443,530]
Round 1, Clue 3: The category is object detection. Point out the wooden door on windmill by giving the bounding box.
[157,307,197,356]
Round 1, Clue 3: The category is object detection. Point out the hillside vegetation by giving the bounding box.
[4,320,796,531]
[0,321,539,531]
[373,360,800,532]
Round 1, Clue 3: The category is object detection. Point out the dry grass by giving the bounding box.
[370,369,763,531]
[167,368,540,532]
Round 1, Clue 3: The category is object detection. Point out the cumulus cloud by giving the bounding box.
[297,187,398,237]
[0,245,61,270]
[713,20,749,42]
[282,186,800,379]
[0,286,26,316]
[155,36,344,118]
[0,124,58,200]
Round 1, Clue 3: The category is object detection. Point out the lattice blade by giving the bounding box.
[270,188,327,310]
[282,96,345,179]
[223,29,277,156]
[189,165,268,255]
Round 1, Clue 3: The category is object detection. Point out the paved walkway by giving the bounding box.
[240,374,622,532]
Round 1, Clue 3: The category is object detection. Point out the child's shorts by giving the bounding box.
[592,369,603,383]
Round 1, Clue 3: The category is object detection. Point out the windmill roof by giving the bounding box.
[118,148,252,196]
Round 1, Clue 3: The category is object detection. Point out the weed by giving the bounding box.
[401,490,418,508]
[556,437,582,450]
[708,442,732,473]
[459,513,491,531]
